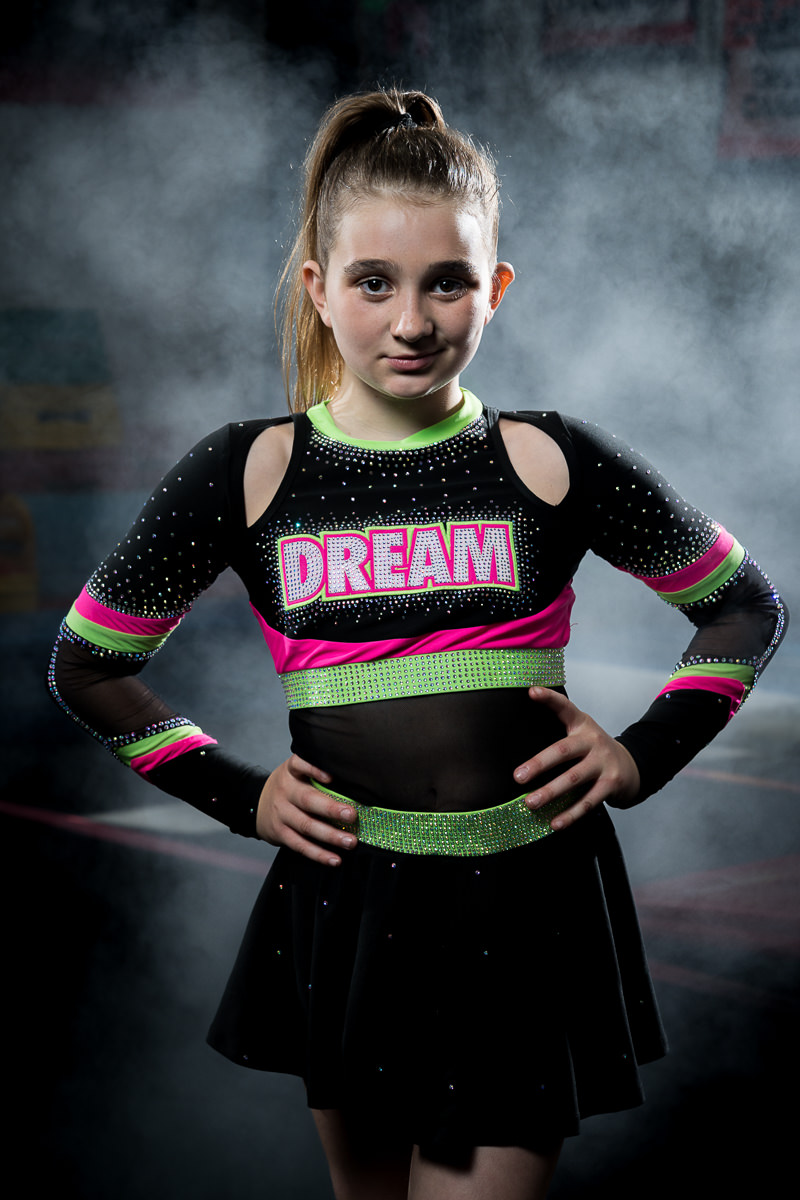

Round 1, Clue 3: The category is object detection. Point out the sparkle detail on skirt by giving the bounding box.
[279,647,566,709]
[317,786,575,856]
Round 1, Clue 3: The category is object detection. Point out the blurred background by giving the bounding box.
[1,2,798,1196]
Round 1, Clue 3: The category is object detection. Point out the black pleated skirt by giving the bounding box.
[207,806,666,1159]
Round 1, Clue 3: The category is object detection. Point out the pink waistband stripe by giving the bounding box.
[252,586,576,674]
[75,587,185,637]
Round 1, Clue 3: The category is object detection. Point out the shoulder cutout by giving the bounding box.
[243,422,295,527]
[498,417,570,506]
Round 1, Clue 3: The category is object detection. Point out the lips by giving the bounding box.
[384,352,441,371]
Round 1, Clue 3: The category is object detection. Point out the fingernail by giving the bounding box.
[328,857,341,867]
[527,792,543,809]
[515,766,529,782]
[339,806,355,822]
[341,835,356,848]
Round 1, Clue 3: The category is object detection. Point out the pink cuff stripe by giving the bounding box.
[131,733,218,775]
[656,673,746,720]
[628,527,734,592]
[76,587,185,637]
[252,585,576,674]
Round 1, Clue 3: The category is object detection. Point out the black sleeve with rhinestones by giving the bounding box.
[48,421,276,837]
[561,415,788,803]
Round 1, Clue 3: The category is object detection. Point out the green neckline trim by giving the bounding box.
[306,388,482,449]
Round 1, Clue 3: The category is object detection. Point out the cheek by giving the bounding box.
[460,299,490,341]
[332,294,376,336]
[336,312,378,352]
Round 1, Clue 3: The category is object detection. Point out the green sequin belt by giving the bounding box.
[316,783,574,857]
[279,647,566,710]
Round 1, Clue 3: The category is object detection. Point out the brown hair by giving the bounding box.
[276,88,501,411]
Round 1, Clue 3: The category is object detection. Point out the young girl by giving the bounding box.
[50,89,786,1199]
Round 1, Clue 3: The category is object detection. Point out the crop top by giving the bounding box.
[48,390,787,837]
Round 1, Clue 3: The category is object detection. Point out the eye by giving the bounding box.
[432,278,468,297]
[358,277,390,295]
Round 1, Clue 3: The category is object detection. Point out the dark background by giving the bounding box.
[2,2,799,1196]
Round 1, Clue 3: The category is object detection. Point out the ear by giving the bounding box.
[302,260,332,328]
[485,262,514,324]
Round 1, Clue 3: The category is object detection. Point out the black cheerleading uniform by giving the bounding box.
[49,390,786,1156]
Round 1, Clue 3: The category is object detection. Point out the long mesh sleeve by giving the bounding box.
[563,416,788,802]
[48,422,270,837]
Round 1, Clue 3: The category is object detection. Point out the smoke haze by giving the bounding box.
[2,6,798,1197]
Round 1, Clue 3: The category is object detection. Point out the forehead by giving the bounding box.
[330,193,494,267]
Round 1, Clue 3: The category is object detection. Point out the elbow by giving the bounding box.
[47,629,68,711]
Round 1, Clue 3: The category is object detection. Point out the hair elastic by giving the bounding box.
[381,111,416,134]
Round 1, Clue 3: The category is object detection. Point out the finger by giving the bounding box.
[278,771,358,828]
[257,763,356,860]
[523,759,587,811]
[547,786,606,831]
[287,753,332,785]
[279,785,358,847]
[280,803,357,847]
[527,686,577,716]
[537,756,632,828]
[297,782,358,829]
[275,803,358,866]
[514,735,582,787]
[278,823,349,867]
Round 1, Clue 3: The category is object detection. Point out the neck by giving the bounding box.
[325,381,464,441]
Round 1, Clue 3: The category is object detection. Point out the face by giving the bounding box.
[302,193,513,418]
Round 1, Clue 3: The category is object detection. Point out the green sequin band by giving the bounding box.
[317,784,574,857]
[279,647,566,710]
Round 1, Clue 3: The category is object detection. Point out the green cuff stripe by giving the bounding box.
[114,725,204,766]
[657,540,745,605]
[66,606,169,654]
[279,648,566,709]
[668,662,755,685]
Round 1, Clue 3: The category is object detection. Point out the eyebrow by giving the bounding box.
[342,258,481,278]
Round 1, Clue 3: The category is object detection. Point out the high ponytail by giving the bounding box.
[276,88,501,411]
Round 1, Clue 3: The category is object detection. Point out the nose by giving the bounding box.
[391,293,434,342]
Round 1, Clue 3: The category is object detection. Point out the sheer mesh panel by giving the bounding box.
[289,687,570,812]
[52,639,178,741]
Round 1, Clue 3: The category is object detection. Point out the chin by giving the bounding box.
[383,377,456,401]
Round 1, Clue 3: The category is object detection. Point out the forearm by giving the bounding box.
[146,745,268,838]
[49,626,269,837]
[613,560,788,804]
[613,690,730,804]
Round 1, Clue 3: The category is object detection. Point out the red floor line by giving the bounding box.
[4,799,798,1007]
[683,767,800,794]
[0,798,270,876]
[638,911,800,955]
[634,853,800,896]
[647,958,798,1013]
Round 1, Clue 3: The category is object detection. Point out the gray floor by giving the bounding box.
[5,618,799,1198]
